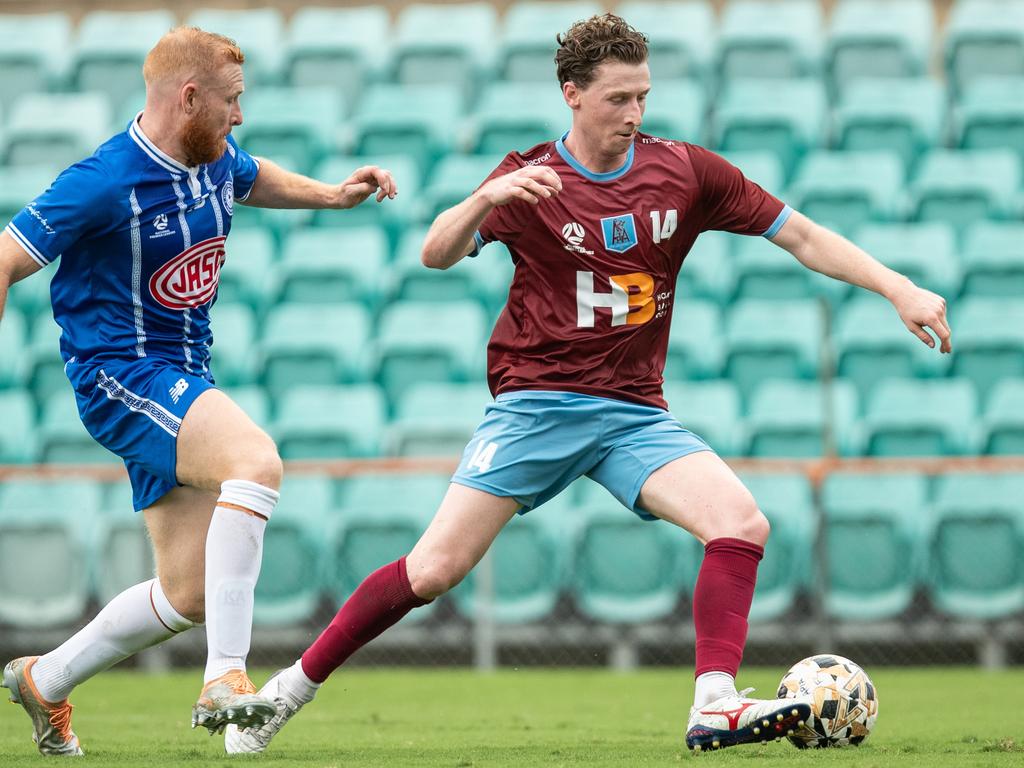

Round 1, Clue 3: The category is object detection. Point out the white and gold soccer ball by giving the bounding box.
[776,654,878,748]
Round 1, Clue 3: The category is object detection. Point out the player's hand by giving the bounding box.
[889,280,952,353]
[335,165,397,208]
[478,166,562,207]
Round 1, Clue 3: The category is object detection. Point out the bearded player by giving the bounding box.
[226,14,951,754]
[0,27,395,756]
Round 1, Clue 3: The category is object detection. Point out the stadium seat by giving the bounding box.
[980,379,1024,455]
[833,78,946,173]
[0,166,58,249]
[731,232,840,303]
[676,230,737,306]
[639,79,707,144]
[217,228,275,311]
[786,151,904,235]
[94,481,154,603]
[835,293,949,401]
[713,78,827,178]
[821,472,929,621]
[664,299,725,380]
[0,389,35,463]
[724,299,823,397]
[26,314,67,405]
[944,0,1024,95]
[466,81,565,154]
[259,302,373,394]
[3,93,112,169]
[826,0,933,93]
[957,77,1024,160]
[273,384,387,459]
[908,149,1021,231]
[0,479,101,628]
[717,0,823,81]
[853,222,961,302]
[285,7,390,106]
[616,1,715,80]
[186,8,285,84]
[208,302,258,386]
[254,475,332,625]
[0,305,28,390]
[391,3,498,95]
[737,472,816,622]
[499,2,603,81]
[70,11,174,116]
[719,150,787,197]
[221,386,271,431]
[232,87,343,175]
[375,301,487,401]
[273,227,388,310]
[229,155,309,240]
[386,381,491,457]
[37,390,119,464]
[961,221,1024,298]
[929,473,1024,619]
[0,13,71,110]
[418,154,506,224]
[744,379,859,457]
[341,472,451,513]
[861,378,979,456]
[662,380,743,457]
[950,298,1024,400]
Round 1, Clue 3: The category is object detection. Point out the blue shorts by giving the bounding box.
[66,358,215,512]
[451,390,713,520]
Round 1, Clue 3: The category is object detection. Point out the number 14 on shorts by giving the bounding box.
[468,440,499,472]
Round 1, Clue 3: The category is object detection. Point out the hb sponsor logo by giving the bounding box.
[576,270,672,328]
[149,235,226,310]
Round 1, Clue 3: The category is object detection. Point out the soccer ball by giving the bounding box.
[776,654,878,748]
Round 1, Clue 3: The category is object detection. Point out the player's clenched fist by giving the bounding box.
[478,165,562,206]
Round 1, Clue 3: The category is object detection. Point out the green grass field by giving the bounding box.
[1,668,1020,766]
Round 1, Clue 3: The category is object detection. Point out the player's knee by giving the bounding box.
[705,488,769,546]
[740,507,770,547]
[408,553,473,600]
[163,582,205,623]
[226,435,283,490]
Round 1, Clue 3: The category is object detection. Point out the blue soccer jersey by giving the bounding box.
[6,114,260,376]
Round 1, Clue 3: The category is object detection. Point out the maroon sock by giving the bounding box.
[301,557,428,683]
[692,537,764,678]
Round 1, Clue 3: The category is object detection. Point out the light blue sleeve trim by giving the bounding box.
[468,230,484,258]
[762,204,794,239]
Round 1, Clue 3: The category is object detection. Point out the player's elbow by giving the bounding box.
[420,239,453,270]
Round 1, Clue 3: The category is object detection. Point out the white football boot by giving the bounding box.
[685,688,811,752]
[2,656,84,756]
[224,667,315,754]
[192,669,277,734]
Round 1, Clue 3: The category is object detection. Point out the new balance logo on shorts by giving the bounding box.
[168,378,189,404]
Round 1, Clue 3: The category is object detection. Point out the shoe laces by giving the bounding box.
[738,687,755,698]
[48,700,75,742]
[218,669,256,695]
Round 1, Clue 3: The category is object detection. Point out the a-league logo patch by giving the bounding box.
[221,180,234,216]
[600,213,638,253]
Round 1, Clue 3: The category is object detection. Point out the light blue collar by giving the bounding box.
[555,131,634,182]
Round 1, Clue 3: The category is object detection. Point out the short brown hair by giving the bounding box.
[555,13,648,88]
[143,26,245,85]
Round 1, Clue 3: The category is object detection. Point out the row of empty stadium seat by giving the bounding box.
[2,471,1023,630]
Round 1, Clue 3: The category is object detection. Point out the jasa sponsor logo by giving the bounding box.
[149,235,226,310]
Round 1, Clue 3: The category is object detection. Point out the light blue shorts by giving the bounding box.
[451,390,713,520]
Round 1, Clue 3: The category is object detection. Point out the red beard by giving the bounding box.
[181,107,226,166]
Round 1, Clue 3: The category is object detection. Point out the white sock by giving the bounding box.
[31,579,196,702]
[282,659,321,705]
[693,671,738,709]
[203,479,278,683]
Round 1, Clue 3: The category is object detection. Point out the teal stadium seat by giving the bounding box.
[273,384,386,459]
[0,480,101,628]
[4,263,51,327]
[665,299,725,380]
[854,222,961,301]
[221,386,271,432]
[786,151,904,235]
[821,472,929,621]
[0,389,35,462]
[342,472,451,514]
[738,472,816,622]
[676,230,737,306]
[930,473,1024,619]
[0,305,28,390]
[285,7,389,107]
[951,298,1024,400]
[640,79,707,144]
[0,13,70,110]
[217,227,275,311]
[713,78,827,178]
[717,0,823,81]
[720,150,786,196]
[662,380,743,456]
[418,154,506,224]
[909,149,1021,231]
[945,0,1024,95]
[500,1,603,81]
[861,378,978,456]
[834,78,946,173]
[0,167,57,250]
[259,302,372,393]
[616,1,715,80]
[186,8,285,85]
[732,232,840,303]
[724,299,823,397]
[744,379,859,457]
[274,227,388,310]
[980,380,1024,455]
[312,154,421,242]
[387,381,491,457]
[254,475,331,626]
[37,390,119,464]
[958,77,1024,158]
[26,313,66,404]
[70,11,174,116]
[209,302,257,386]
[3,93,112,170]
[94,482,154,603]
[961,221,1024,298]
[826,0,933,93]
[466,82,565,154]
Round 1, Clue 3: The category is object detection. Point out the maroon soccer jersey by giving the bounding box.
[475,132,792,410]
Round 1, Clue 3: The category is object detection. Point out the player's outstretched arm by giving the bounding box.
[422,165,561,270]
[241,157,397,210]
[769,210,952,353]
[0,230,44,323]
